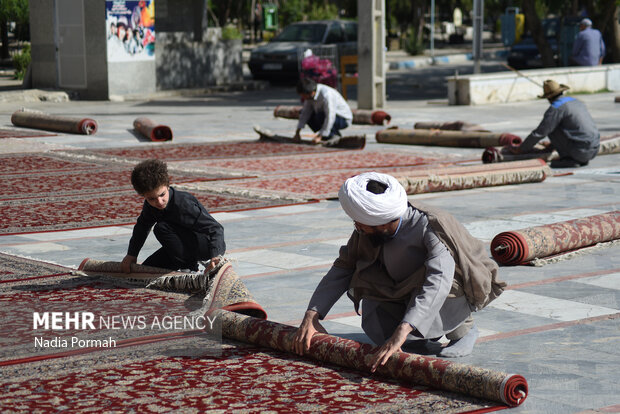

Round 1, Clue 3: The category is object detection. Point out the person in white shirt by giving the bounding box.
[294,78,353,144]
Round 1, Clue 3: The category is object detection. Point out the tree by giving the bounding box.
[0,0,29,60]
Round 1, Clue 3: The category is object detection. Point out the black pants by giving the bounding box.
[307,111,349,139]
[142,222,200,271]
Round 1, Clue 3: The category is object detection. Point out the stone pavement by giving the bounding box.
[0,85,618,413]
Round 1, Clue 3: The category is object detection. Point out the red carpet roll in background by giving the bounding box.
[491,211,620,265]
[11,108,98,135]
[133,117,173,141]
[376,127,522,148]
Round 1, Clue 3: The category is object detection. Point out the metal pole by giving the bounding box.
[473,0,484,74]
[430,0,435,58]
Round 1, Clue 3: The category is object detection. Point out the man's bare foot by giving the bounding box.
[311,136,322,145]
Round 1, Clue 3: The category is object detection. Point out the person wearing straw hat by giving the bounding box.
[512,79,600,168]
[571,18,605,66]
[293,172,505,369]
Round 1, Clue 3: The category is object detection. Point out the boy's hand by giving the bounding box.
[205,256,221,272]
[121,255,137,273]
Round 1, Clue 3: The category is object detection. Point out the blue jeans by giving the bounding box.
[307,111,349,139]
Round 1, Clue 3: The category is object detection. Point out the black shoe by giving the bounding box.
[550,157,582,168]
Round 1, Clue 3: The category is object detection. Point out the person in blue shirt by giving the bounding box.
[512,80,600,168]
[571,18,605,66]
[121,159,225,273]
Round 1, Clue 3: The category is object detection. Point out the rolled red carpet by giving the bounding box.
[491,211,620,265]
[133,117,173,141]
[11,108,98,135]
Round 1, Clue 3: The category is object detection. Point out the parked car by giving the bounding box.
[507,18,560,69]
[248,20,357,80]
[507,17,580,69]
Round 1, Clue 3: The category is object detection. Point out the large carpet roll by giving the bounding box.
[395,159,551,194]
[218,311,528,407]
[491,211,620,265]
[11,108,98,135]
[273,105,392,126]
[414,120,488,132]
[376,127,522,148]
[482,134,620,163]
[206,264,528,407]
[133,117,173,141]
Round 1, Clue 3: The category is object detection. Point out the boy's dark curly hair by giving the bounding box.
[131,159,170,195]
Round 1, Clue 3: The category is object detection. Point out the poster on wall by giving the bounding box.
[106,0,155,62]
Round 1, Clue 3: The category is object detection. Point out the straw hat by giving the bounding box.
[538,80,570,99]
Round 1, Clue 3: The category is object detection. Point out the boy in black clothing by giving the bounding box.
[121,159,225,273]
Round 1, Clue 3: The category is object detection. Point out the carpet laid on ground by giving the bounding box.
[169,150,445,176]
[193,160,550,201]
[0,128,57,139]
[491,211,620,265]
[0,255,526,412]
[64,140,345,162]
[0,189,303,235]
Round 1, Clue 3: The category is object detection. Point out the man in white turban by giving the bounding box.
[293,172,505,370]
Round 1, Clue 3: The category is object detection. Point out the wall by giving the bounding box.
[155,28,243,90]
[29,0,108,100]
[448,65,620,105]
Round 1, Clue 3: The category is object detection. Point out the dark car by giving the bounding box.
[248,20,357,80]
[507,18,560,69]
[507,17,581,69]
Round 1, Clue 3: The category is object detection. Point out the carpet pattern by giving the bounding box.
[0,255,517,412]
[170,151,444,175]
[0,128,57,139]
[491,211,620,265]
[0,252,70,282]
[0,189,301,235]
[64,140,342,161]
[0,153,108,176]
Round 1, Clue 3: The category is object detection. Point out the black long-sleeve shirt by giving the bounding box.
[127,186,225,258]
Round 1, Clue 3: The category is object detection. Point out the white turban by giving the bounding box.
[338,172,408,226]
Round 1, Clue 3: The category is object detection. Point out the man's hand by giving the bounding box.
[369,322,414,373]
[120,255,137,274]
[292,310,327,356]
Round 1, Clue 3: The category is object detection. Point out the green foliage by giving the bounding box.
[404,27,425,55]
[307,3,339,21]
[222,25,243,40]
[12,43,30,80]
[279,0,305,27]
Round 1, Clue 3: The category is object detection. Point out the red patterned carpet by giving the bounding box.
[0,153,105,175]
[171,150,445,175]
[0,254,512,413]
[65,140,344,161]
[0,189,304,235]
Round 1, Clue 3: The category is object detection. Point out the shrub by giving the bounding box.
[222,25,242,40]
[12,43,31,80]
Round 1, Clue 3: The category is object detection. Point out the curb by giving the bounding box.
[0,89,70,103]
[388,49,508,70]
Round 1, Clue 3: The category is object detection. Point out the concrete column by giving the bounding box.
[357,0,385,109]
